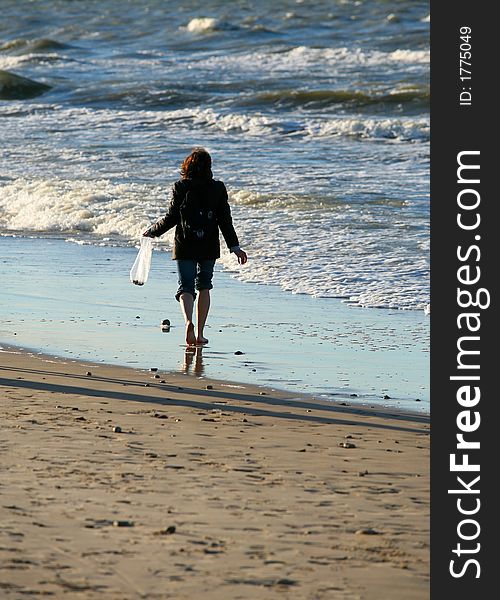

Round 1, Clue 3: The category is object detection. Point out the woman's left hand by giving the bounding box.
[234,248,248,265]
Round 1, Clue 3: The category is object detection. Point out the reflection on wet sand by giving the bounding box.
[182,346,204,376]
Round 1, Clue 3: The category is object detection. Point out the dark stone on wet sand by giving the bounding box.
[355,528,381,535]
[234,350,244,355]
[113,520,134,527]
[113,426,122,433]
[339,442,356,449]
[150,367,158,372]
[383,394,391,399]
[86,371,92,376]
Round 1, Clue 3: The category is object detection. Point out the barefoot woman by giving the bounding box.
[143,148,247,346]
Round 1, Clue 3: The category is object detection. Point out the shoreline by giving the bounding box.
[2,343,429,423]
[1,346,429,599]
[0,236,429,413]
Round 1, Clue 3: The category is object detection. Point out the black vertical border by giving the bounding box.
[431,2,497,597]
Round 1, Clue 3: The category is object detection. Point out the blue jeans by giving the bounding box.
[175,259,216,301]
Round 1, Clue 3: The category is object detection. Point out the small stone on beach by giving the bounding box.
[150,368,158,372]
[113,426,122,433]
[355,528,381,535]
[206,385,213,390]
[113,520,134,527]
[383,394,391,400]
[234,351,244,355]
[85,371,92,376]
[154,525,176,535]
[339,442,356,449]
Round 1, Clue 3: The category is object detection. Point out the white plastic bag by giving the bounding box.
[130,237,153,285]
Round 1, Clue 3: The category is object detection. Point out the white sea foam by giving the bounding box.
[0,178,165,240]
[192,45,429,76]
[185,17,219,33]
[189,108,429,141]
[1,103,428,142]
[0,177,429,311]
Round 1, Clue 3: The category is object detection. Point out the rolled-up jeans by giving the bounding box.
[175,259,216,301]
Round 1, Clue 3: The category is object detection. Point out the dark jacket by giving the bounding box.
[148,178,239,260]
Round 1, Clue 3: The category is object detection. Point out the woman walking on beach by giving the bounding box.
[143,148,247,346]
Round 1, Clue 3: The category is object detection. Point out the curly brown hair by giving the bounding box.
[180,148,213,180]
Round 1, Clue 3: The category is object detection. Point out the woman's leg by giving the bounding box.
[195,260,215,344]
[176,260,197,346]
[179,293,196,346]
[196,289,210,344]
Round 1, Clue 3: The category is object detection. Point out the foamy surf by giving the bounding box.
[185,17,219,33]
[0,176,429,311]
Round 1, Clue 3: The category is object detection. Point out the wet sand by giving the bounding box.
[0,236,429,411]
[0,348,429,599]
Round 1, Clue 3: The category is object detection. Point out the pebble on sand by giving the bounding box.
[154,525,176,535]
[206,385,213,390]
[113,520,134,527]
[113,426,122,433]
[85,371,92,376]
[355,528,381,535]
[150,367,158,372]
[234,350,244,355]
[339,442,356,449]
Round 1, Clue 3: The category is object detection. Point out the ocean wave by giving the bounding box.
[0,178,160,238]
[194,45,429,75]
[0,38,72,54]
[183,17,239,34]
[0,177,429,311]
[240,87,429,109]
[190,108,429,141]
[0,102,428,142]
[185,17,219,33]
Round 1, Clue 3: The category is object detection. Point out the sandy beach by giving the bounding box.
[1,347,429,599]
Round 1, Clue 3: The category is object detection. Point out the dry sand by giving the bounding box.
[0,348,429,599]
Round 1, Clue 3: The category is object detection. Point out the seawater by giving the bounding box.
[0,0,429,311]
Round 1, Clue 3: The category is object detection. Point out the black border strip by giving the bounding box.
[431,2,496,596]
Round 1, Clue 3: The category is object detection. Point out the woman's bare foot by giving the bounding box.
[185,322,196,346]
[196,335,209,345]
